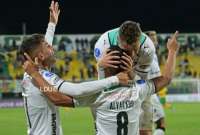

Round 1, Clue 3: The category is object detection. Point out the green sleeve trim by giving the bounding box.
[103,85,121,92]
[108,28,120,46]
[139,33,147,46]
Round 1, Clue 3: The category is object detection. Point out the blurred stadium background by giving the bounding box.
[0,0,200,135]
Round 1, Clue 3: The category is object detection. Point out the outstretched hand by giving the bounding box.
[49,1,60,25]
[120,52,133,73]
[167,31,179,53]
[23,53,39,76]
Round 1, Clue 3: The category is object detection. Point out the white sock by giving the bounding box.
[153,129,165,135]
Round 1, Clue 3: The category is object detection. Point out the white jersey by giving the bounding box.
[94,28,161,79]
[21,69,64,135]
[74,80,155,135]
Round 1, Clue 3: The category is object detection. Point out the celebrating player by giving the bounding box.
[94,20,162,134]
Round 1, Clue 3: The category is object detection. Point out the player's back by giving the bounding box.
[94,86,140,135]
[72,79,155,135]
[21,71,62,135]
[91,80,154,135]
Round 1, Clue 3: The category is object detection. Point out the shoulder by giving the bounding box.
[21,73,31,88]
[40,70,62,86]
[138,34,155,62]
[94,31,110,60]
[23,72,30,80]
[142,34,156,53]
[96,31,109,43]
[21,73,42,95]
[95,28,118,45]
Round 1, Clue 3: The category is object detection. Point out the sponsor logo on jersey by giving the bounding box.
[44,71,54,78]
[94,48,101,58]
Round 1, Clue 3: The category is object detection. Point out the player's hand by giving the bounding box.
[98,49,121,69]
[116,72,130,86]
[49,1,60,25]
[120,52,133,72]
[120,52,136,79]
[22,53,39,77]
[167,31,179,53]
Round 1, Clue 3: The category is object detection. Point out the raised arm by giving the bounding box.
[153,31,179,91]
[45,1,60,45]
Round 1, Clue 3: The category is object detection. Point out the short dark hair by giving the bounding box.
[145,30,156,36]
[119,20,142,44]
[106,46,130,75]
[19,34,44,61]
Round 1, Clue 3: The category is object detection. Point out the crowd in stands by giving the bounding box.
[0,34,200,94]
[157,34,200,79]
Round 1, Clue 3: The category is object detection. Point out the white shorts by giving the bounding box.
[139,96,153,129]
[151,94,165,122]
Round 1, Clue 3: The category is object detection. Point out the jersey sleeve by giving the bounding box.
[94,32,110,61]
[138,80,155,101]
[45,22,56,46]
[135,36,156,79]
[94,32,110,79]
[147,54,161,79]
[40,70,65,90]
[58,76,119,97]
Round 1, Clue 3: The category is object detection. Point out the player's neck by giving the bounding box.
[36,61,51,70]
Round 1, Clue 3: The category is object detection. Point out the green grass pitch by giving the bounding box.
[0,102,199,135]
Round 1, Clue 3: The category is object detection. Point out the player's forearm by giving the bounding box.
[31,71,119,97]
[43,91,74,107]
[163,50,176,81]
[59,76,119,97]
[154,50,176,91]
[45,22,56,45]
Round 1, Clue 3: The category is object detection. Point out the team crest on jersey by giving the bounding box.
[94,48,101,58]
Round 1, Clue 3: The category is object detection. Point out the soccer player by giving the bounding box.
[94,21,160,79]
[94,21,161,134]
[145,30,166,135]
[90,32,178,135]
[21,2,129,135]
[23,31,179,135]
